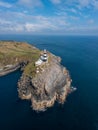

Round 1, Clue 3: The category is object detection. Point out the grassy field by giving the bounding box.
[0,41,40,76]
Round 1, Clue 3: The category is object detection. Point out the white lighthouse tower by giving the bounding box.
[40,49,48,61]
[35,49,48,66]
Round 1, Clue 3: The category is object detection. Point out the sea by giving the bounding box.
[0,35,98,130]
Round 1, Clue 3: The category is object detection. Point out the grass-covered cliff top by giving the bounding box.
[0,41,40,65]
[0,41,59,77]
[0,41,40,76]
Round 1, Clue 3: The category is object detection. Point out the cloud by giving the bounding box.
[18,0,43,8]
[76,0,98,10]
[87,19,94,24]
[50,0,61,4]
[0,19,11,24]
[24,15,69,32]
[25,23,52,32]
[70,16,80,20]
[0,18,24,32]
[70,8,77,13]
[0,16,98,35]
[0,0,98,35]
[66,26,98,35]
[61,0,98,10]
[0,1,12,8]
[0,11,69,34]
[0,10,97,35]
[93,0,98,9]
[78,0,90,7]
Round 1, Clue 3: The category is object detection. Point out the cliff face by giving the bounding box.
[18,54,72,111]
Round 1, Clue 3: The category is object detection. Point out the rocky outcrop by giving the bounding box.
[0,62,28,77]
[0,41,73,112]
[18,54,72,111]
[0,64,21,77]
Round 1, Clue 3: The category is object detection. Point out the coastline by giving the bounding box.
[0,64,21,77]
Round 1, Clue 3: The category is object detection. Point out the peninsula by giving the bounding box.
[0,41,73,111]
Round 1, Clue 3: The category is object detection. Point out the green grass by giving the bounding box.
[0,41,41,76]
[24,62,36,77]
[23,52,40,77]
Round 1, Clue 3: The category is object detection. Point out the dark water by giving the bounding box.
[0,35,98,130]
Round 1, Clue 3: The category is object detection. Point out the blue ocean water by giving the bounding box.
[0,35,98,130]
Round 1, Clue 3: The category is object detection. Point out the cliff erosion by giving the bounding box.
[0,41,73,111]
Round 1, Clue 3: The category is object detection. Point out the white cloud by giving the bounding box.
[0,18,24,32]
[70,8,77,13]
[67,26,98,34]
[70,16,80,20]
[18,0,43,8]
[14,24,24,32]
[24,16,60,32]
[87,19,94,24]
[0,1,12,8]
[62,0,97,10]
[78,0,90,7]
[2,10,94,34]
[50,0,61,4]
[93,0,98,9]
[76,0,98,10]
[0,19,11,24]
[0,11,69,33]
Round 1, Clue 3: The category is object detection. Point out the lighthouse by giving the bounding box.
[35,49,48,66]
[40,49,48,62]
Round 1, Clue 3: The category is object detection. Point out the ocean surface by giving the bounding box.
[0,35,98,130]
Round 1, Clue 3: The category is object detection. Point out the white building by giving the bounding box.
[35,49,48,66]
[35,59,43,66]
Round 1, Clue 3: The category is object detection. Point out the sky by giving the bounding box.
[0,0,98,35]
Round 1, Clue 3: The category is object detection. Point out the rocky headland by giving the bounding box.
[0,41,74,111]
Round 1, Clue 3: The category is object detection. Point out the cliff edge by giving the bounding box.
[0,41,73,111]
[18,52,72,111]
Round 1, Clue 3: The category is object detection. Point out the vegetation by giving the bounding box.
[23,62,37,77]
[0,41,40,76]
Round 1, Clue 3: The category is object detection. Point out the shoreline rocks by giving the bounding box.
[0,62,28,77]
[18,54,72,111]
[0,64,21,77]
